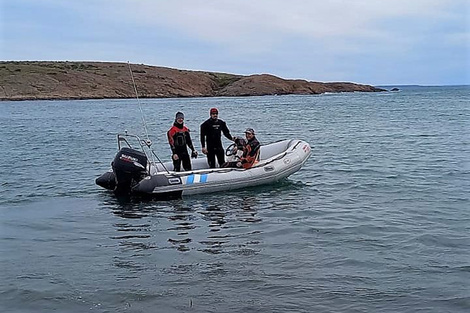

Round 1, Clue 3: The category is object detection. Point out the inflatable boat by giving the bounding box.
[96,133,311,199]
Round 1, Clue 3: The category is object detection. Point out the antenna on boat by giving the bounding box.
[127,62,169,173]
[128,62,151,143]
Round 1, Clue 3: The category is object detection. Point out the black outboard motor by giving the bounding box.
[112,147,148,195]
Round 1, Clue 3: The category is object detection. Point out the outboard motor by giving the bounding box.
[112,147,148,195]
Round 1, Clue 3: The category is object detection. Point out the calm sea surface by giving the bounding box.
[0,86,469,313]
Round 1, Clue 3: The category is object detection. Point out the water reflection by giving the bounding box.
[104,192,265,257]
[198,203,229,254]
[101,183,304,273]
[200,204,227,232]
[238,196,263,223]
[195,194,262,254]
[167,204,196,252]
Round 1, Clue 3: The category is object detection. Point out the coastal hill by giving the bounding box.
[0,61,385,101]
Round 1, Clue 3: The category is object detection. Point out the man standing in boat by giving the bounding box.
[167,112,197,172]
[200,108,234,168]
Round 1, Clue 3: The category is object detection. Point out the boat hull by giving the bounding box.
[96,139,311,198]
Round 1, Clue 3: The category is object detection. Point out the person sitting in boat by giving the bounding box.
[167,112,198,172]
[225,137,247,163]
[222,128,260,169]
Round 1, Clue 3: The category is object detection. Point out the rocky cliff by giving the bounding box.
[0,61,385,100]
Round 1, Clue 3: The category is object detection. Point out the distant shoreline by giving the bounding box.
[377,85,469,88]
[0,61,386,101]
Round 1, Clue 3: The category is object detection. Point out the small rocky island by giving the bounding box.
[0,61,385,101]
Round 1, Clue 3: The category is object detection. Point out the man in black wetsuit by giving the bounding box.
[200,108,234,168]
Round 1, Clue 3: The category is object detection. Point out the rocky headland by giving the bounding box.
[0,61,385,101]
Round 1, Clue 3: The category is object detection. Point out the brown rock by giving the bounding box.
[0,61,385,101]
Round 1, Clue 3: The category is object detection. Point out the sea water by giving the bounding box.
[0,86,469,312]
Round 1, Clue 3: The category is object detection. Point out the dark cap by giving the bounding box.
[175,112,184,120]
[245,128,255,135]
[210,108,218,114]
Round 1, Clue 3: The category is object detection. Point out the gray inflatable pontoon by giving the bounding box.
[96,133,312,199]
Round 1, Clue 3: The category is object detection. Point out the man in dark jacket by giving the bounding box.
[167,112,197,172]
[200,108,234,168]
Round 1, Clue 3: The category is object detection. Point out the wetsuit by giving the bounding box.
[167,122,195,172]
[200,118,233,168]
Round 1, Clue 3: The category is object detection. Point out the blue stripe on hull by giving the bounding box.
[186,175,194,184]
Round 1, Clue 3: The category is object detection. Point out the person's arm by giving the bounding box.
[222,121,233,141]
[185,129,195,151]
[167,129,175,152]
[167,128,178,160]
[200,122,208,154]
[200,123,206,148]
[186,130,198,158]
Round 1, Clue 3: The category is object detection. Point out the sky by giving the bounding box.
[1,0,469,86]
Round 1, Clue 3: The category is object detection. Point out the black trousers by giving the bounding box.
[207,147,225,168]
[173,152,191,172]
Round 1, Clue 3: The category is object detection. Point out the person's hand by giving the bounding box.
[191,150,198,159]
[232,136,238,141]
[236,161,242,168]
[202,147,208,154]
[172,154,179,160]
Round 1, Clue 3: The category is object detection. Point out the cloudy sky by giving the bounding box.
[1,0,469,85]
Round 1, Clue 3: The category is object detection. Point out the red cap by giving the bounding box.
[210,108,218,114]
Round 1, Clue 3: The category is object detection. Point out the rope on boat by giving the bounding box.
[127,62,170,173]
[127,62,151,143]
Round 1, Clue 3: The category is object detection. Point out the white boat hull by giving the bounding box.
[96,138,311,199]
